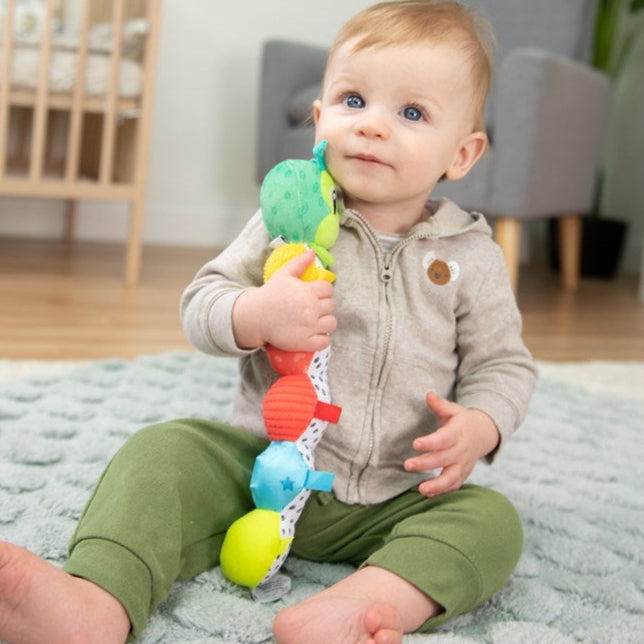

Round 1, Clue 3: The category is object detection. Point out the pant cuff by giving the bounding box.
[365,535,484,632]
[64,537,152,640]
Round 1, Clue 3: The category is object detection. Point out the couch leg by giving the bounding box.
[558,215,581,290]
[125,196,144,287]
[64,199,77,245]
[493,217,521,293]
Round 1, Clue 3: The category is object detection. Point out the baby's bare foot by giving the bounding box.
[273,593,403,644]
[0,541,130,644]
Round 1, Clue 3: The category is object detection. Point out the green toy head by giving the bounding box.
[260,141,341,267]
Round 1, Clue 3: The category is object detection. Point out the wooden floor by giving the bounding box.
[1,237,643,361]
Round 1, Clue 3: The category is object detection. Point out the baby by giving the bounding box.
[0,3,536,644]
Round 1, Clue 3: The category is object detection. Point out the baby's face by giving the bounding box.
[314,39,483,231]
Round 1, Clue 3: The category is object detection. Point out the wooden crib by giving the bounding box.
[0,0,161,284]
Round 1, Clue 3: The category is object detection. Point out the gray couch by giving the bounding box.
[256,0,611,290]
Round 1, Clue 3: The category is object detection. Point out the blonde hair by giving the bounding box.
[326,1,496,131]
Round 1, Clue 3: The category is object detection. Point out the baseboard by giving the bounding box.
[0,197,257,248]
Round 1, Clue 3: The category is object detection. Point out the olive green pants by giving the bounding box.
[64,419,523,639]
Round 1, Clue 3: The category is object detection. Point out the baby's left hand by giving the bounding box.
[404,392,500,498]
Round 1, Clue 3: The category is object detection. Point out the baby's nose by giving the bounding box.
[355,108,390,139]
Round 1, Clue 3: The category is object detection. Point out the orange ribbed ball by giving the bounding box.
[263,374,317,441]
[263,374,341,441]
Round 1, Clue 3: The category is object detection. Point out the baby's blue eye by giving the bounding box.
[403,106,423,121]
[344,94,364,109]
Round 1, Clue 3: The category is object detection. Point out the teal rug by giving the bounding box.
[1,352,643,643]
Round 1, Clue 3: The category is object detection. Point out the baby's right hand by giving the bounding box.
[233,250,336,353]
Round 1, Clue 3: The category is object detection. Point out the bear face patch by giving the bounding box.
[422,251,460,286]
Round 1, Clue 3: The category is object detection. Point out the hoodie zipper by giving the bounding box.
[345,212,400,499]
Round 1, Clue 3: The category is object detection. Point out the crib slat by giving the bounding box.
[65,0,92,184]
[133,0,162,189]
[0,0,16,181]
[125,0,162,285]
[99,0,126,185]
[29,0,55,181]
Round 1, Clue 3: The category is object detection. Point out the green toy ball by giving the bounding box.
[220,509,293,588]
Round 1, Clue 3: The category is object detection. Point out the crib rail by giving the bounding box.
[0,0,161,284]
[0,0,160,196]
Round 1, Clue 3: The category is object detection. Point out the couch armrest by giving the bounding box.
[490,49,611,217]
[257,39,327,182]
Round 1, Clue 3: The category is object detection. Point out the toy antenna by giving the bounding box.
[312,140,328,171]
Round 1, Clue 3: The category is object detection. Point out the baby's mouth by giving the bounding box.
[349,153,390,167]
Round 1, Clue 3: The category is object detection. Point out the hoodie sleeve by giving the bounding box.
[179,211,271,357]
[454,241,537,461]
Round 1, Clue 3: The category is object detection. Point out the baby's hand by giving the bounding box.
[233,250,336,353]
[404,392,500,498]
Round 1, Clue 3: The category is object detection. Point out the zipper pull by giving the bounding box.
[381,256,393,283]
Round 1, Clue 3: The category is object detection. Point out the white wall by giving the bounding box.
[0,0,374,248]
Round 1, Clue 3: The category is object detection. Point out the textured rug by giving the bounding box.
[1,352,643,644]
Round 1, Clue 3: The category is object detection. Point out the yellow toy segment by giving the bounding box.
[313,213,341,253]
[263,243,336,283]
[220,508,294,588]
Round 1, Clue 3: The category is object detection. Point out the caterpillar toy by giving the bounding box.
[220,141,342,601]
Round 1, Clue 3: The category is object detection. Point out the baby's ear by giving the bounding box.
[313,99,322,126]
[445,131,487,181]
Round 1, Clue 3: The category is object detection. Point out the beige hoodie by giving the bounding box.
[180,198,537,505]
